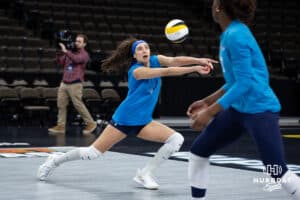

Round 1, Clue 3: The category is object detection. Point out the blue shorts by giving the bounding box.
[109,120,146,136]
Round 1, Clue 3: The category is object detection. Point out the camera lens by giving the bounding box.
[55,30,76,51]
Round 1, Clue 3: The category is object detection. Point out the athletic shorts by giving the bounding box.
[109,120,147,136]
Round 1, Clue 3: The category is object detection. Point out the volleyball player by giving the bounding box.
[187,0,300,199]
[38,38,215,190]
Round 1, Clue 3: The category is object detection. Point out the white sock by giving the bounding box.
[53,146,102,166]
[189,153,209,198]
[281,171,300,200]
[141,132,184,175]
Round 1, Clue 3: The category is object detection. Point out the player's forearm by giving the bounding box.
[203,88,225,105]
[207,102,223,116]
[164,66,198,76]
[172,56,201,66]
[134,66,198,80]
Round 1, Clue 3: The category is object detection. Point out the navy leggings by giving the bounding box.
[190,108,288,179]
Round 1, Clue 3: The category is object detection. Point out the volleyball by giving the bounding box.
[164,19,189,43]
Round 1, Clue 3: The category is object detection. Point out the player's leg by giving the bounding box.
[243,112,300,200]
[189,108,244,199]
[37,124,127,181]
[133,121,184,189]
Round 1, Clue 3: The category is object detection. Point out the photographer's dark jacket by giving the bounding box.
[56,49,90,83]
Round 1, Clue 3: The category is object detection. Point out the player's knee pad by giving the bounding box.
[165,132,184,154]
[79,146,102,160]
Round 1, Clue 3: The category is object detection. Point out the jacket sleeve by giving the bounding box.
[217,33,254,110]
[56,52,66,66]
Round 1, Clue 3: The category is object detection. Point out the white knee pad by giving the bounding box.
[189,153,210,189]
[165,132,184,153]
[140,132,184,175]
[79,146,102,160]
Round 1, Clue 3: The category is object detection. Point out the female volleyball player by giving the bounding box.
[37,37,216,190]
[187,0,300,199]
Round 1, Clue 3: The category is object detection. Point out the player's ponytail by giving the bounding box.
[101,37,137,74]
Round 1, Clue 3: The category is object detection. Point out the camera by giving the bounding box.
[55,30,76,51]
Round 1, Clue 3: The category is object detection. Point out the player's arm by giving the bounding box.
[217,34,253,111]
[133,65,210,80]
[203,87,226,105]
[157,55,217,68]
[196,82,231,106]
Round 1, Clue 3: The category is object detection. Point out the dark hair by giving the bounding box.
[219,0,256,24]
[77,33,88,43]
[101,37,137,73]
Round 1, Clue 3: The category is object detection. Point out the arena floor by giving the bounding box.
[0,117,299,200]
[0,151,294,200]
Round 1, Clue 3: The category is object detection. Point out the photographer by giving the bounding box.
[48,33,97,136]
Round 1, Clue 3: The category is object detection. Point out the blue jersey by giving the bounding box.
[217,20,281,113]
[112,55,161,125]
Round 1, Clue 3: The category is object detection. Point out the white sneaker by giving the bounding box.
[133,168,159,190]
[37,154,58,181]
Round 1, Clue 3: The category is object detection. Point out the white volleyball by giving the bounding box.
[165,19,189,43]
